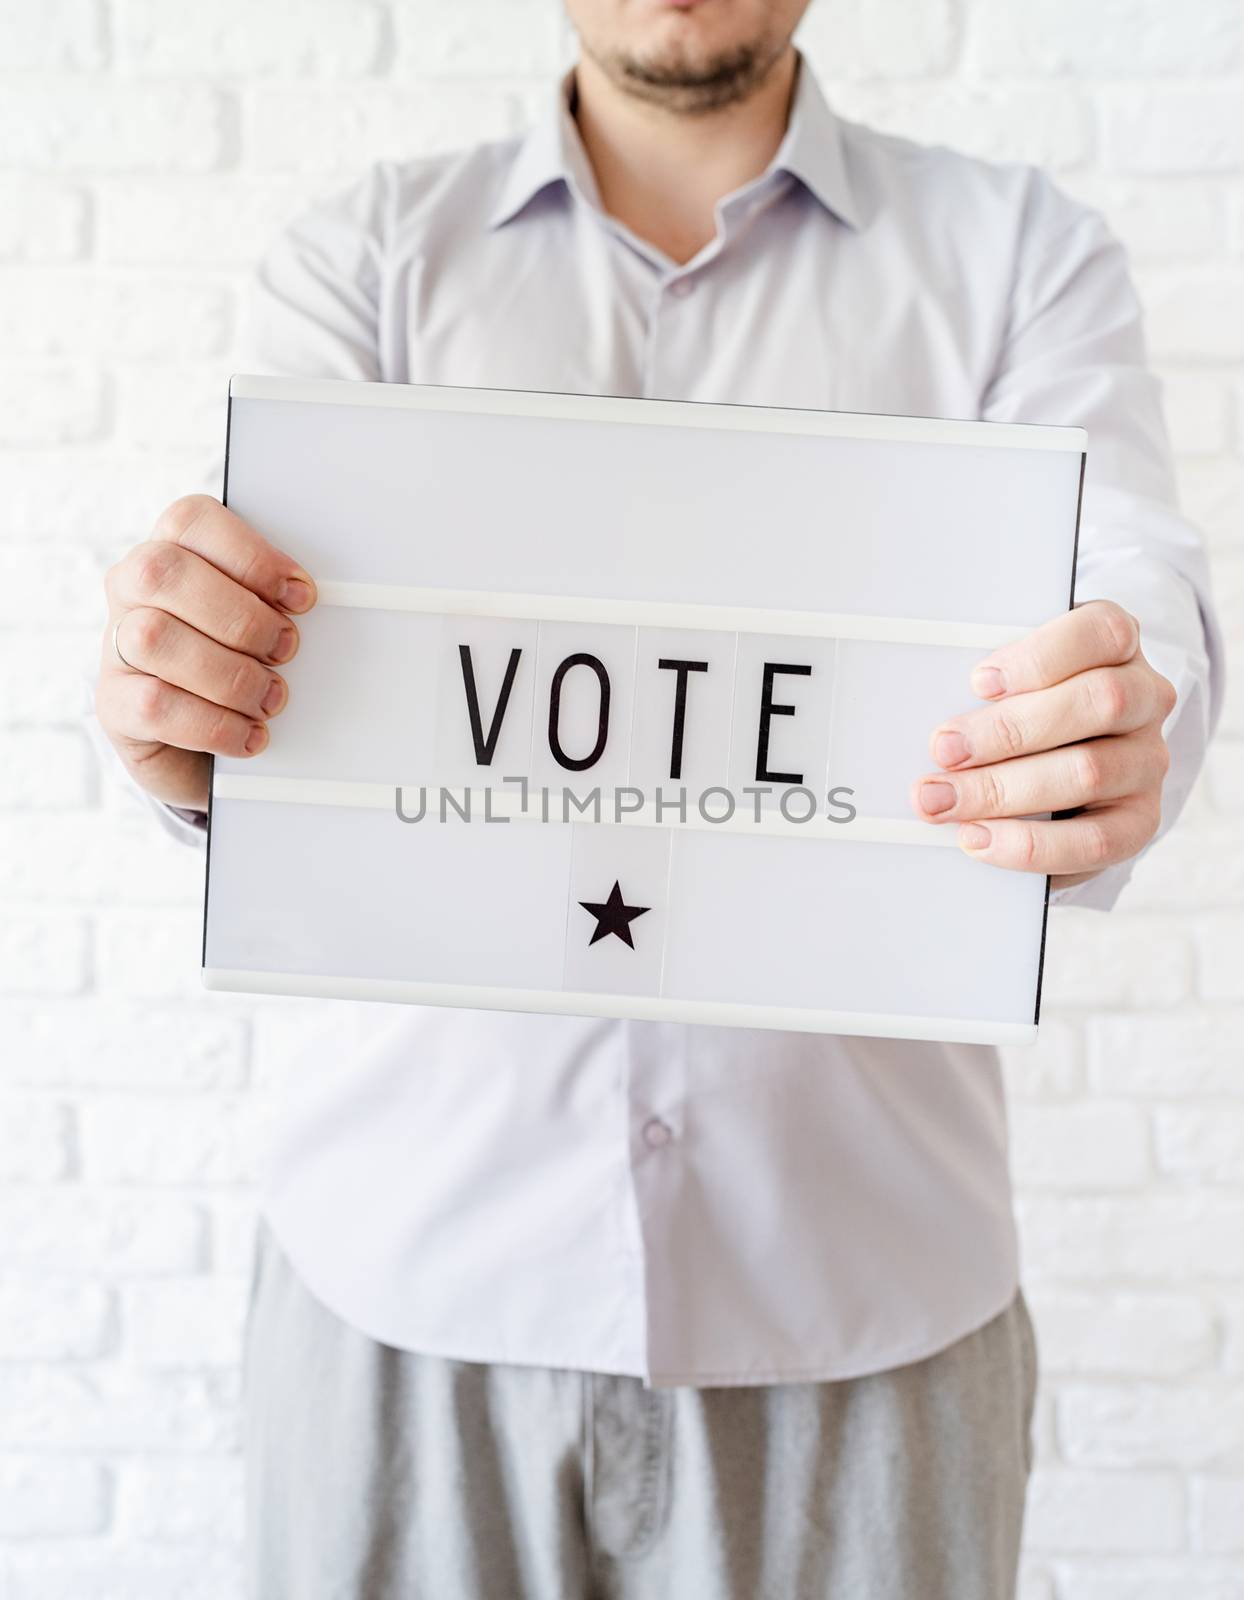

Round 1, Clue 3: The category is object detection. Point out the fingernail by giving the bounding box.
[959,823,991,851]
[278,577,314,613]
[919,780,957,815]
[244,724,268,755]
[934,730,970,767]
[260,677,285,716]
[271,626,297,663]
[971,664,1005,698]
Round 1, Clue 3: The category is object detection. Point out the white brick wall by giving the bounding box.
[1,1,1240,1593]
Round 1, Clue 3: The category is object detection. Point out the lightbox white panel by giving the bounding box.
[224,384,1081,628]
[661,831,1047,1024]
[204,376,1085,1045]
[207,798,573,990]
[829,641,989,819]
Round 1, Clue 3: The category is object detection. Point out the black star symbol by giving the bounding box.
[579,880,651,949]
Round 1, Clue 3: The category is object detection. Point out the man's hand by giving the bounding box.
[96,494,317,814]
[910,599,1178,892]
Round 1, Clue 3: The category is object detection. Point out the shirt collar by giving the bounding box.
[487,50,860,233]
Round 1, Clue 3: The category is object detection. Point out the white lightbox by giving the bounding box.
[203,376,1085,1046]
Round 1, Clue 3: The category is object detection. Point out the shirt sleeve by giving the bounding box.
[980,169,1225,912]
[239,164,389,381]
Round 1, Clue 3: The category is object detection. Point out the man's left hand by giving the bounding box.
[910,599,1178,891]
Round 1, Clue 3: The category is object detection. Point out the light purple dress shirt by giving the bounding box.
[131,53,1221,1386]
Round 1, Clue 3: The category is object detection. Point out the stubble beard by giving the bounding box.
[595,34,788,115]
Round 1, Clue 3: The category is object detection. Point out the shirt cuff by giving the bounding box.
[1047,858,1136,913]
[82,687,208,850]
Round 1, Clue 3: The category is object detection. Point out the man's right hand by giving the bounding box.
[96,494,317,814]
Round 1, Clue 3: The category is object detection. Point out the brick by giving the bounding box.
[1105,87,1244,173]
[1177,459,1244,549]
[2,1000,247,1092]
[1056,1562,1244,1600]
[0,180,90,262]
[1016,1192,1244,1282]
[0,1459,109,1540]
[1025,1290,1215,1376]
[1142,273,1244,364]
[0,1365,240,1453]
[1040,910,1193,1009]
[394,0,569,77]
[96,176,322,266]
[0,367,104,446]
[78,1096,260,1186]
[0,1281,112,1361]
[968,0,1243,76]
[1053,175,1225,263]
[1192,1475,1244,1554]
[0,448,221,550]
[0,731,94,810]
[247,85,520,173]
[1194,913,1244,1000]
[823,83,1094,171]
[1057,1382,1244,1467]
[0,1097,72,1181]
[0,0,106,70]
[1204,739,1244,816]
[999,1016,1083,1098]
[0,85,232,175]
[1024,1466,1183,1553]
[0,915,89,997]
[1017,1571,1055,1600]
[115,1457,243,1543]
[0,631,99,726]
[0,1189,204,1275]
[795,0,959,80]
[93,909,207,998]
[1010,1103,1150,1188]
[1222,1293,1244,1375]
[116,0,388,76]
[113,363,232,454]
[0,543,106,628]
[0,813,204,907]
[1155,1107,1244,1182]
[0,272,234,362]
[1124,823,1244,909]
[4,1543,244,1600]
[120,1276,249,1366]
[208,1196,259,1276]
[1087,1011,1244,1096]
[1164,377,1233,456]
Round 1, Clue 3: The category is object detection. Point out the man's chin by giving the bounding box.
[613,43,775,112]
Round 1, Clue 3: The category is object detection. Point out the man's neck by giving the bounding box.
[571,47,800,267]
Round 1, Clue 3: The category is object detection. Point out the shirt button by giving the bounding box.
[668,277,695,298]
[642,1117,674,1148]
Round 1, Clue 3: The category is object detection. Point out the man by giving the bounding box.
[94,1,1222,1595]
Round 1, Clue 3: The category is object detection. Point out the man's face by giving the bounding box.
[564,0,813,113]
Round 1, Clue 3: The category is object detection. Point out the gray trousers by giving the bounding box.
[243,1214,1037,1600]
